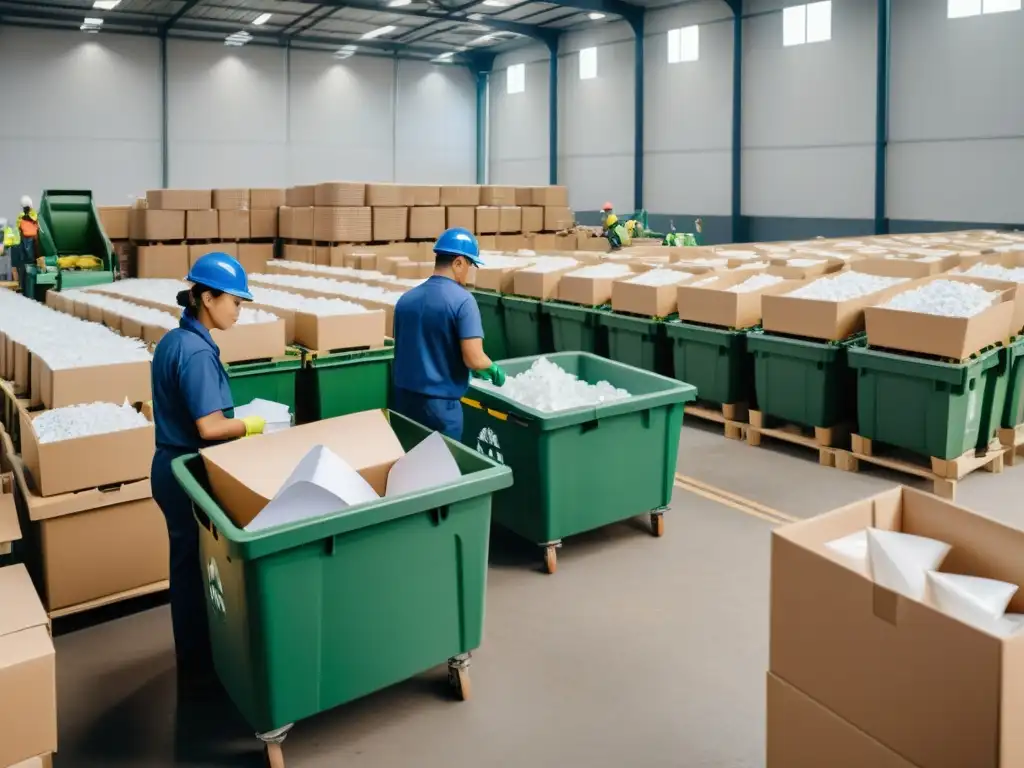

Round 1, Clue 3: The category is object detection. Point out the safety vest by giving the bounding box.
[1,226,16,247]
[17,211,38,239]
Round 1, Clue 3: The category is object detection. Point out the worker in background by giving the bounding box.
[0,218,16,281]
[150,252,265,682]
[601,201,631,250]
[15,195,38,275]
[392,227,506,441]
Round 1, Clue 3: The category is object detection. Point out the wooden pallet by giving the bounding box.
[1000,425,1024,467]
[745,410,848,467]
[48,579,170,620]
[835,433,1004,499]
[683,402,748,440]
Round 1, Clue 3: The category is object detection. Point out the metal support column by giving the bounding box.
[632,13,644,211]
[728,0,743,243]
[874,0,891,234]
[160,32,169,188]
[475,68,490,184]
[548,38,559,185]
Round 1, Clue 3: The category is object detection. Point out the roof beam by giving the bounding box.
[546,0,643,28]
[162,0,202,32]
[281,4,333,36]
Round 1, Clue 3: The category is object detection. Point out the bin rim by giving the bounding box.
[745,330,853,359]
[301,343,395,369]
[170,411,512,561]
[664,320,748,343]
[466,351,696,430]
[223,354,304,374]
[847,343,1001,386]
[598,310,665,333]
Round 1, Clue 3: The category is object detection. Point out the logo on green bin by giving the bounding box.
[207,558,226,616]
[476,426,504,464]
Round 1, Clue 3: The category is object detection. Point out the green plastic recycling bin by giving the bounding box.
[170,412,512,752]
[226,355,302,414]
[665,321,753,406]
[461,351,696,573]
[747,331,857,429]
[599,312,671,375]
[300,344,393,423]
[502,295,551,358]
[546,301,607,355]
[471,290,509,362]
[1001,337,1024,429]
[848,344,1005,459]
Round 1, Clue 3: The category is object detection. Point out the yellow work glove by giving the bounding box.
[241,415,266,437]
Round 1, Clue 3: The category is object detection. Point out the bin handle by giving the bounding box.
[193,503,217,541]
[429,506,450,527]
[580,419,600,434]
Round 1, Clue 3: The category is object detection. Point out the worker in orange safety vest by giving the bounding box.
[15,195,39,275]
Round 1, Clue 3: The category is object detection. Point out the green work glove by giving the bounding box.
[472,363,507,386]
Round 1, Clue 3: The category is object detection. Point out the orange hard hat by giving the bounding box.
[601,201,614,211]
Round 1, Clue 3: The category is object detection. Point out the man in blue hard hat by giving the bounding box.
[392,227,506,440]
[150,252,266,681]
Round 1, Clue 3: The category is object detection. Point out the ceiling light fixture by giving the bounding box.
[335,44,358,59]
[252,12,272,25]
[388,0,412,6]
[225,30,253,46]
[92,0,121,9]
[482,0,508,6]
[81,16,103,31]
[433,51,455,62]
[361,24,397,39]
[588,12,606,19]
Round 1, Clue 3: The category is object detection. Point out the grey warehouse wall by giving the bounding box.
[0,26,476,206]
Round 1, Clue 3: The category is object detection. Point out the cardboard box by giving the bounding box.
[314,207,372,243]
[409,207,446,240]
[495,234,525,252]
[440,186,480,206]
[20,411,153,497]
[513,262,579,300]
[766,673,917,768]
[0,473,20,558]
[481,186,517,206]
[475,262,529,293]
[366,184,412,207]
[249,188,286,209]
[544,206,573,232]
[522,206,544,234]
[98,206,130,240]
[283,243,313,263]
[249,209,278,239]
[37,358,151,409]
[476,207,500,235]
[315,182,365,207]
[134,244,188,279]
[286,185,316,207]
[676,274,803,329]
[378,256,410,276]
[408,185,441,206]
[291,207,314,240]
[864,275,1018,360]
[477,235,497,250]
[146,189,211,210]
[515,187,535,206]
[770,486,1024,768]
[446,206,476,233]
[185,210,219,240]
[277,206,294,239]
[293,309,386,353]
[532,186,569,207]
[211,319,287,364]
[200,410,406,529]
[528,233,558,251]
[762,278,913,342]
[188,241,237,268]
[218,210,250,241]
[129,209,184,241]
[854,253,961,278]
[213,188,249,210]
[237,243,274,276]
[0,564,56,768]
[575,233,610,253]
[499,206,522,234]
[372,207,408,242]
[11,754,54,768]
[558,267,635,306]
[317,245,349,267]
[611,271,695,317]
[395,261,433,279]
[19,479,169,611]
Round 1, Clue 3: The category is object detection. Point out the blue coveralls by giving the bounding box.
[392,275,484,440]
[150,312,234,671]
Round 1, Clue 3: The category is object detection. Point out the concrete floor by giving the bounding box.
[50,423,1024,768]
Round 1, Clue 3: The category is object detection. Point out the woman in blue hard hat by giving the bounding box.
[150,252,266,679]
[392,227,506,440]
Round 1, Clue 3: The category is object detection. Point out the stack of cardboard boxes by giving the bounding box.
[100,187,284,281]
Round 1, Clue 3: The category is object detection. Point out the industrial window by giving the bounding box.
[783,1,831,47]
[948,0,1021,16]
[579,46,597,80]
[667,25,699,64]
[507,63,525,94]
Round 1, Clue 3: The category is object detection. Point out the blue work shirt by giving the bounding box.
[392,275,484,399]
[151,311,234,453]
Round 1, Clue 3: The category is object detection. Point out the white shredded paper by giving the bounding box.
[472,357,630,412]
[961,263,1024,283]
[726,274,785,294]
[786,272,909,301]
[626,269,693,287]
[34,400,149,444]
[881,279,999,318]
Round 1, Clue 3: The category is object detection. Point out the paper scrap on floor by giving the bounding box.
[234,398,292,433]
[244,431,461,532]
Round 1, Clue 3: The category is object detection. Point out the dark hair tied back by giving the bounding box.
[176,284,224,313]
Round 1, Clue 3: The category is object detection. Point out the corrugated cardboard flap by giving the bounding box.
[0,565,48,639]
[25,478,152,522]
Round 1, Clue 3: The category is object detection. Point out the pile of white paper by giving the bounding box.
[250,273,404,306]
[961,262,1024,283]
[880,279,999,318]
[233,398,292,433]
[524,256,579,273]
[33,400,150,443]
[472,357,630,412]
[625,269,693,287]
[786,271,909,301]
[248,286,370,316]
[566,263,634,279]
[271,261,392,282]
[726,274,785,294]
[62,290,177,329]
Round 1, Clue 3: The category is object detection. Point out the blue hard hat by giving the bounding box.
[186,252,253,301]
[434,227,482,266]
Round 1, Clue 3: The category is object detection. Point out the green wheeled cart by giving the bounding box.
[665,321,754,407]
[471,290,510,362]
[171,412,512,767]
[461,351,696,573]
[1000,337,1024,429]
[501,295,552,358]
[599,312,671,375]
[225,355,303,416]
[546,301,607,355]
[299,344,394,423]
